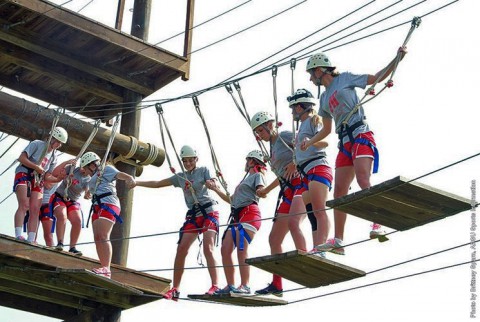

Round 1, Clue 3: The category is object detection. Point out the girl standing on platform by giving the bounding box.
[249,111,307,297]
[302,49,406,254]
[13,127,68,243]
[211,150,266,295]
[134,146,221,301]
[89,153,136,279]
[289,89,333,257]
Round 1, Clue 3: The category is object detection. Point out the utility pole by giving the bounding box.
[111,0,152,268]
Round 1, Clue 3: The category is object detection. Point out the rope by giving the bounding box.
[342,17,422,126]
[64,119,101,200]
[192,96,231,202]
[155,103,199,204]
[139,143,159,165]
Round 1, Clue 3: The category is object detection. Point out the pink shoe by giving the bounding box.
[16,236,26,241]
[163,288,180,301]
[92,267,111,279]
[370,223,389,242]
[205,285,220,295]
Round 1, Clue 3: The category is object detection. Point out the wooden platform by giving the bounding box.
[188,293,287,307]
[326,176,472,231]
[246,250,365,288]
[0,0,191,120]
[0,234,171,320]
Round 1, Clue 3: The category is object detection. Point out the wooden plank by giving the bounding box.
[246,250,365,288]
[188,293,287,307]
[326,176,471,231]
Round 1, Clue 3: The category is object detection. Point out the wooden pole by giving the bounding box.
[182,0,195,81]
[111,0,152,268]
[115,0,126,30]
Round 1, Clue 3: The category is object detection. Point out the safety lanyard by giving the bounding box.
[155,103,199,205]
[192,96,231,203]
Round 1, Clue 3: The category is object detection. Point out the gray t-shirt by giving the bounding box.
[15,140,57,174]
[56,166,91,201]
[270,131,294,178]
[42,183,58,204]
[88,165,120,208]
[169,166,217,213]
[295,117,329,173]
[319,72,371,144]
[231,172,265,209]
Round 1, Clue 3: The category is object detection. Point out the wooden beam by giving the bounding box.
[0,291,79,320]
[0,91,165,167]
[0,40,124,102]
[188,293,287,307]
[182,0,195,81]
[115,0,127,30]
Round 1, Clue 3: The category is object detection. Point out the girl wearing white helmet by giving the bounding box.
[303,49,406,253]
[48,151,100,256]
[210,150,267,295]
[13,126,69,243]
[134,145,221,300]
[249,111,308,297]
[289,89,333,257]
[89,153,136,279]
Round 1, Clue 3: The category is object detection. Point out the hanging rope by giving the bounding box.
[34,108,63,187]
[155,103,199,204]
[64,120,101,200]
[289,58,299,166]
[342,16,421,125]
[192,96,231,202]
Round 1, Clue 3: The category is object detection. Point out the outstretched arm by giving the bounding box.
[257,179,279,198]
[208,181,231,204]
[367,46,408,85]
[134,178,172,189]
[117,172,136,189]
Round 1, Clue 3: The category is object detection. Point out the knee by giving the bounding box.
[356,175,370,189]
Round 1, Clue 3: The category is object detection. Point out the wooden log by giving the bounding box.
[0,91,164,167]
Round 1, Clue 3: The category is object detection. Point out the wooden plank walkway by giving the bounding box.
[326,176,472,231]
[246,250,365,288]
[188,293,287,307]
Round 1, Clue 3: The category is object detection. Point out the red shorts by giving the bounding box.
[92,204,121,223]
[39,204,52,222]
[235,203,261,232]
[182,211,220,234]
[295,165,333,195]
[13,172,43,193]
[50,193,81,212]
[336,131,376,168]
[277,177,302,214]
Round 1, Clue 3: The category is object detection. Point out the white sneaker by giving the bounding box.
[315,238,345,255]
[370,223,389,242]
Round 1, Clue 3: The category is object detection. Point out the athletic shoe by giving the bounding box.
[237,285,251,294]
[255,283,283,297]
[205,285,220,295]
[163,288,180,301]
[16,236,26,241]
[55,242,64,251]
[370,223,389,242]
[214,285,240,294]
[92,266,111,279]
[315,238,345,255]
[69,247,83,256]
[308,249,326,259]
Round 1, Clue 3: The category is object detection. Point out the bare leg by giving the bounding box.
[54,206,67,244]
[202,230,219,286]
[171,233,197,289]
[288,195,307,250]
[92,218,114,269]
[237,229,256,287]
[309,181,330,246]
[14,185,29,234]
[220,230,236,286]
[333,166,355,240]
[67,209,82,248]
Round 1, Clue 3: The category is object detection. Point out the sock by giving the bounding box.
[27,232,36,242]
[272,274,283,289]
[15,227,23,238]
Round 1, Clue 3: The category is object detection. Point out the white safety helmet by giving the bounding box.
[287,89,316,107]
[51,127,68,144]
[250,111,274,130]
[306,52,334,71]
[180,145,197,158]
[80,151,100,168]
[246,150,265,165]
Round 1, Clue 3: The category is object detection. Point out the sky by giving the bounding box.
[0,0,479,321]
